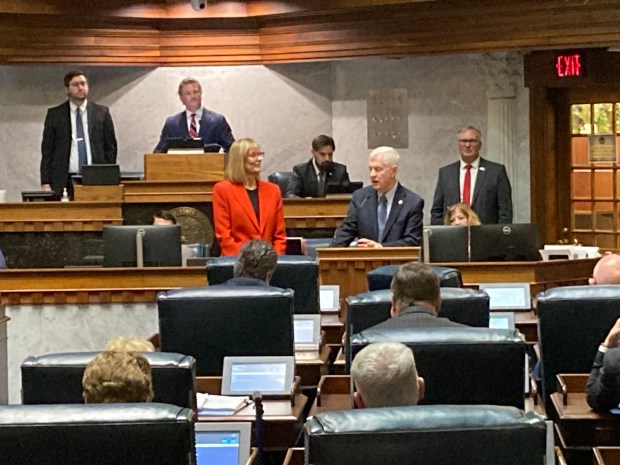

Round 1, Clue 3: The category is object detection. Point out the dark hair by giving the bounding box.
[391,262,440,308]
[64,71,87,87]
[312,135,335,152]
[233,239,277,281]
[153,210,176,224]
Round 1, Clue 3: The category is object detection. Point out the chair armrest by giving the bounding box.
[556,373,589,405]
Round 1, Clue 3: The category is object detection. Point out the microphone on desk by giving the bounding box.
[253,391,264,465]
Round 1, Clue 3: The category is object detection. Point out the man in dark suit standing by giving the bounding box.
[290,135,350,198]
[333,146,424,248]
[368,262,466,331]
[430,126,512,225]
[153,77,234,153]
[40,70,117,198]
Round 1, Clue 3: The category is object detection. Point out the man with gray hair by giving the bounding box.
[333,146,424,247]
[351,342,425,408]
[222,239,278,286]
[431,125,512,225]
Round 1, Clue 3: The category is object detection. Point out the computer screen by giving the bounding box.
[479,283,531,310]
[488,312,516,330]
[423,226,469,262]
[195,422,251,465]
[294,318,315,344]
[319,285,340,311]
[221,356,295,396]
[469,224,540,262]
[102,225,182,267]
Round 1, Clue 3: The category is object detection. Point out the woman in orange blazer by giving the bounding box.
[213,138,287,256]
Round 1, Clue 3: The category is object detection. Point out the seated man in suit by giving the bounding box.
[587,318,620,412]
[368,262,466,330]
[333,146,424,248]
[589,253,620,285]
[222,239,277,286]
[153,77,234,153]
[431,125,513,225]
[351,342,425,408]
[291,135,350,198]
[82,351,154,403]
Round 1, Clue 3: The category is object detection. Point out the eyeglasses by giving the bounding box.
[458,139,480,145]
[247,152,265,160]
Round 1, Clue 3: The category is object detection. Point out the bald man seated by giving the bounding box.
[590,254,620,285]
[350,342,425,408]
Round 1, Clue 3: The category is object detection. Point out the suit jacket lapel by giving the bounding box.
[232,183,260,230]
[471,158,487,206]
[178,112,189,137]
[307,161,319,193]
[448,162,461,205]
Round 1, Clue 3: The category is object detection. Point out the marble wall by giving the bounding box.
[0,52,529,221]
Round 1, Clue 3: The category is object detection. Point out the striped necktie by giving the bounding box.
[189,113,198,138]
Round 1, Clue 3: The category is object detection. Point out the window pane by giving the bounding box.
[572,104,591,135]
[594,170,614,199]
[596,234,615,248]
[594,201,614,231]
[571,137,589,165]
[594,103,613,134]
[573,201,592,230]
[572,170,591,199]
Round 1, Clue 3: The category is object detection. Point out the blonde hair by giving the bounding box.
[104,336,155,352]
[444,203,481,226]
[82,351,154,403]
[224,138,261,184]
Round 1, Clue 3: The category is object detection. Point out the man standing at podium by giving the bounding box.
[333,146,424,248]
[153,77,234,153]
[40,71,117,198]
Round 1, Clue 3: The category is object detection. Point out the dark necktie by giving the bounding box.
[189,113,198,138]
[462,164,472,206]
[318,172,326,196]
[377,194,388,240]
[76,107,88,171]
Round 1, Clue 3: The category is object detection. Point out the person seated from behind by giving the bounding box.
[367,262,466,330]
[82,351,154,403]
[587,318,620,412]
[443,202,481,226]
[589,253,620,285]
[104,335,155,352]
[350,342,425,408]
[222,239,277,286]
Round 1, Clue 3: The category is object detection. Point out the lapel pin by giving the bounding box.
[398,199,403,205]
[480,166,485,171]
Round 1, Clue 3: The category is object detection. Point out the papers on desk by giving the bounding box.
[539,245,600,261]
[196,393,251,416]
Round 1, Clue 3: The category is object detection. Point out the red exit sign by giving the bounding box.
[556,53,583,77]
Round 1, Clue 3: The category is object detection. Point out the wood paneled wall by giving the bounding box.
[0,0,619,65]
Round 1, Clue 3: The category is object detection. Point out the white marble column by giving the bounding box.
[475,53,526,222]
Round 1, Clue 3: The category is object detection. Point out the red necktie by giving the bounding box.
[462,164,472,206]
[189,113,198,138]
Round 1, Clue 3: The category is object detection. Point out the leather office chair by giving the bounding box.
[158,286,294,375]
[537,285,620,400]
[346,287,490,338]
[367,264,463,291]
[306,405,546,465]
[351,327,526,408]
[21,352,196,408]
[304,237,334,258]
[0,403,194,465]
[268,171,296,198]
[206,255,319,314]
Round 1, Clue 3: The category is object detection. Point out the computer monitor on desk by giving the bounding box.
[422,226,469,263]
[103,225,182,267]
[469,224,540,262]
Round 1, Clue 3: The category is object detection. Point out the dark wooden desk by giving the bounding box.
[195,377,308,450]
[282,448,305,465]
[595,447,620,465]
[551,374,620,465]
[295,345,331,387]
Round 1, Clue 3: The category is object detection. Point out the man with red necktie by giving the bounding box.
[154,77,234,153]
[430,125,513,225]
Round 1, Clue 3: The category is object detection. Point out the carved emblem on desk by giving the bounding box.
[171,207,214,246]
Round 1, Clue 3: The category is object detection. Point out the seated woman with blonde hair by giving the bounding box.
[443,203,481,226]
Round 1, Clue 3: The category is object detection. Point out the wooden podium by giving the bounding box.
[144,153,224,181]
